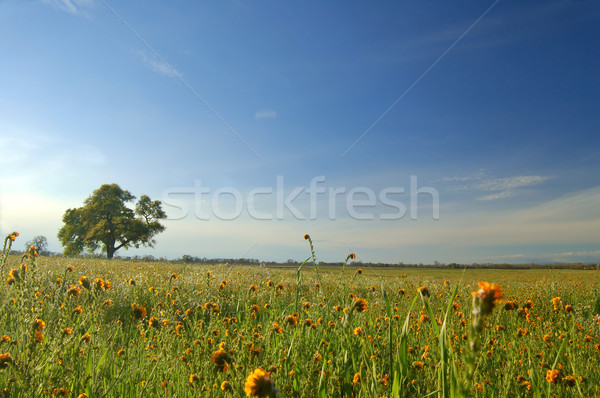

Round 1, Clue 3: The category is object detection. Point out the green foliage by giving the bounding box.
[57,184,166,259]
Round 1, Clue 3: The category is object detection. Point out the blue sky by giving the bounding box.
[1,0,598,264]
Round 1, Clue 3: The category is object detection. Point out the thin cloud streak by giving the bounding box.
[471,175,551,192]
[41,0,94,15]
[136,50,181,78]
[477,191,514,201]
[481,250,600,264]
[254,110,277,120]
[441,172,552,200]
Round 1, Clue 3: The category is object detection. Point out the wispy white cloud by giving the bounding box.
[481,253,527,260]
[136,50,181,78]
[477,191,514,201]
[471,175,551,192]
[41,0,94,15]
[481,250,600,264]
[437,170,486,183]
[546,251,600,263]
[473,175,551,201]
[441,171,551,200]
[254,110,277,120]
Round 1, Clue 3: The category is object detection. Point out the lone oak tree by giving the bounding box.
[58,184,167,259]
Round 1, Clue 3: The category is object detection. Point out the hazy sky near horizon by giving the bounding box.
[1,0,599,264]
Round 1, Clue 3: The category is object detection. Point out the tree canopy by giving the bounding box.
[58,184,167,259]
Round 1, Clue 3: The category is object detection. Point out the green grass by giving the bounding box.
[1,252,599,397]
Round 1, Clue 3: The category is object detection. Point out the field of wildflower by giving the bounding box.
[1,232,599,397]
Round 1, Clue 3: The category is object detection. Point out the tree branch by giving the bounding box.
[115,240,129,251]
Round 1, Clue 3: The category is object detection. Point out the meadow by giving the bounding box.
[1,232,599,397]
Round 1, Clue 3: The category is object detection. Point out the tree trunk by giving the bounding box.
[106,216,116,260]
[107,246,115,259]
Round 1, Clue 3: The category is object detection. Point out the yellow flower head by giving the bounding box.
[0,352,13,369]
[132,304,147,320]
[244,368,277,397]
[472,282,502,316]
[211,349,231,372]
[79,276,91,290]
[33,318,46,331]
[9,269,20,281]
[93,278,104,290]
[545,369,561,384]
[272,322,282,334]
[564,304,573,313]
[53,388,68,397]
[174,323,184,337]
[413,361,424,370]
[284,315,298,327]
[149,316,160,328]
[221,381,232,391]
[352,298,367,313]
[551,297,562,311]
[562,375,576,387]
[67,285,81,297]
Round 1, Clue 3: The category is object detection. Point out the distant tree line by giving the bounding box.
[178,255,262,266]
[5,239,598,270]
